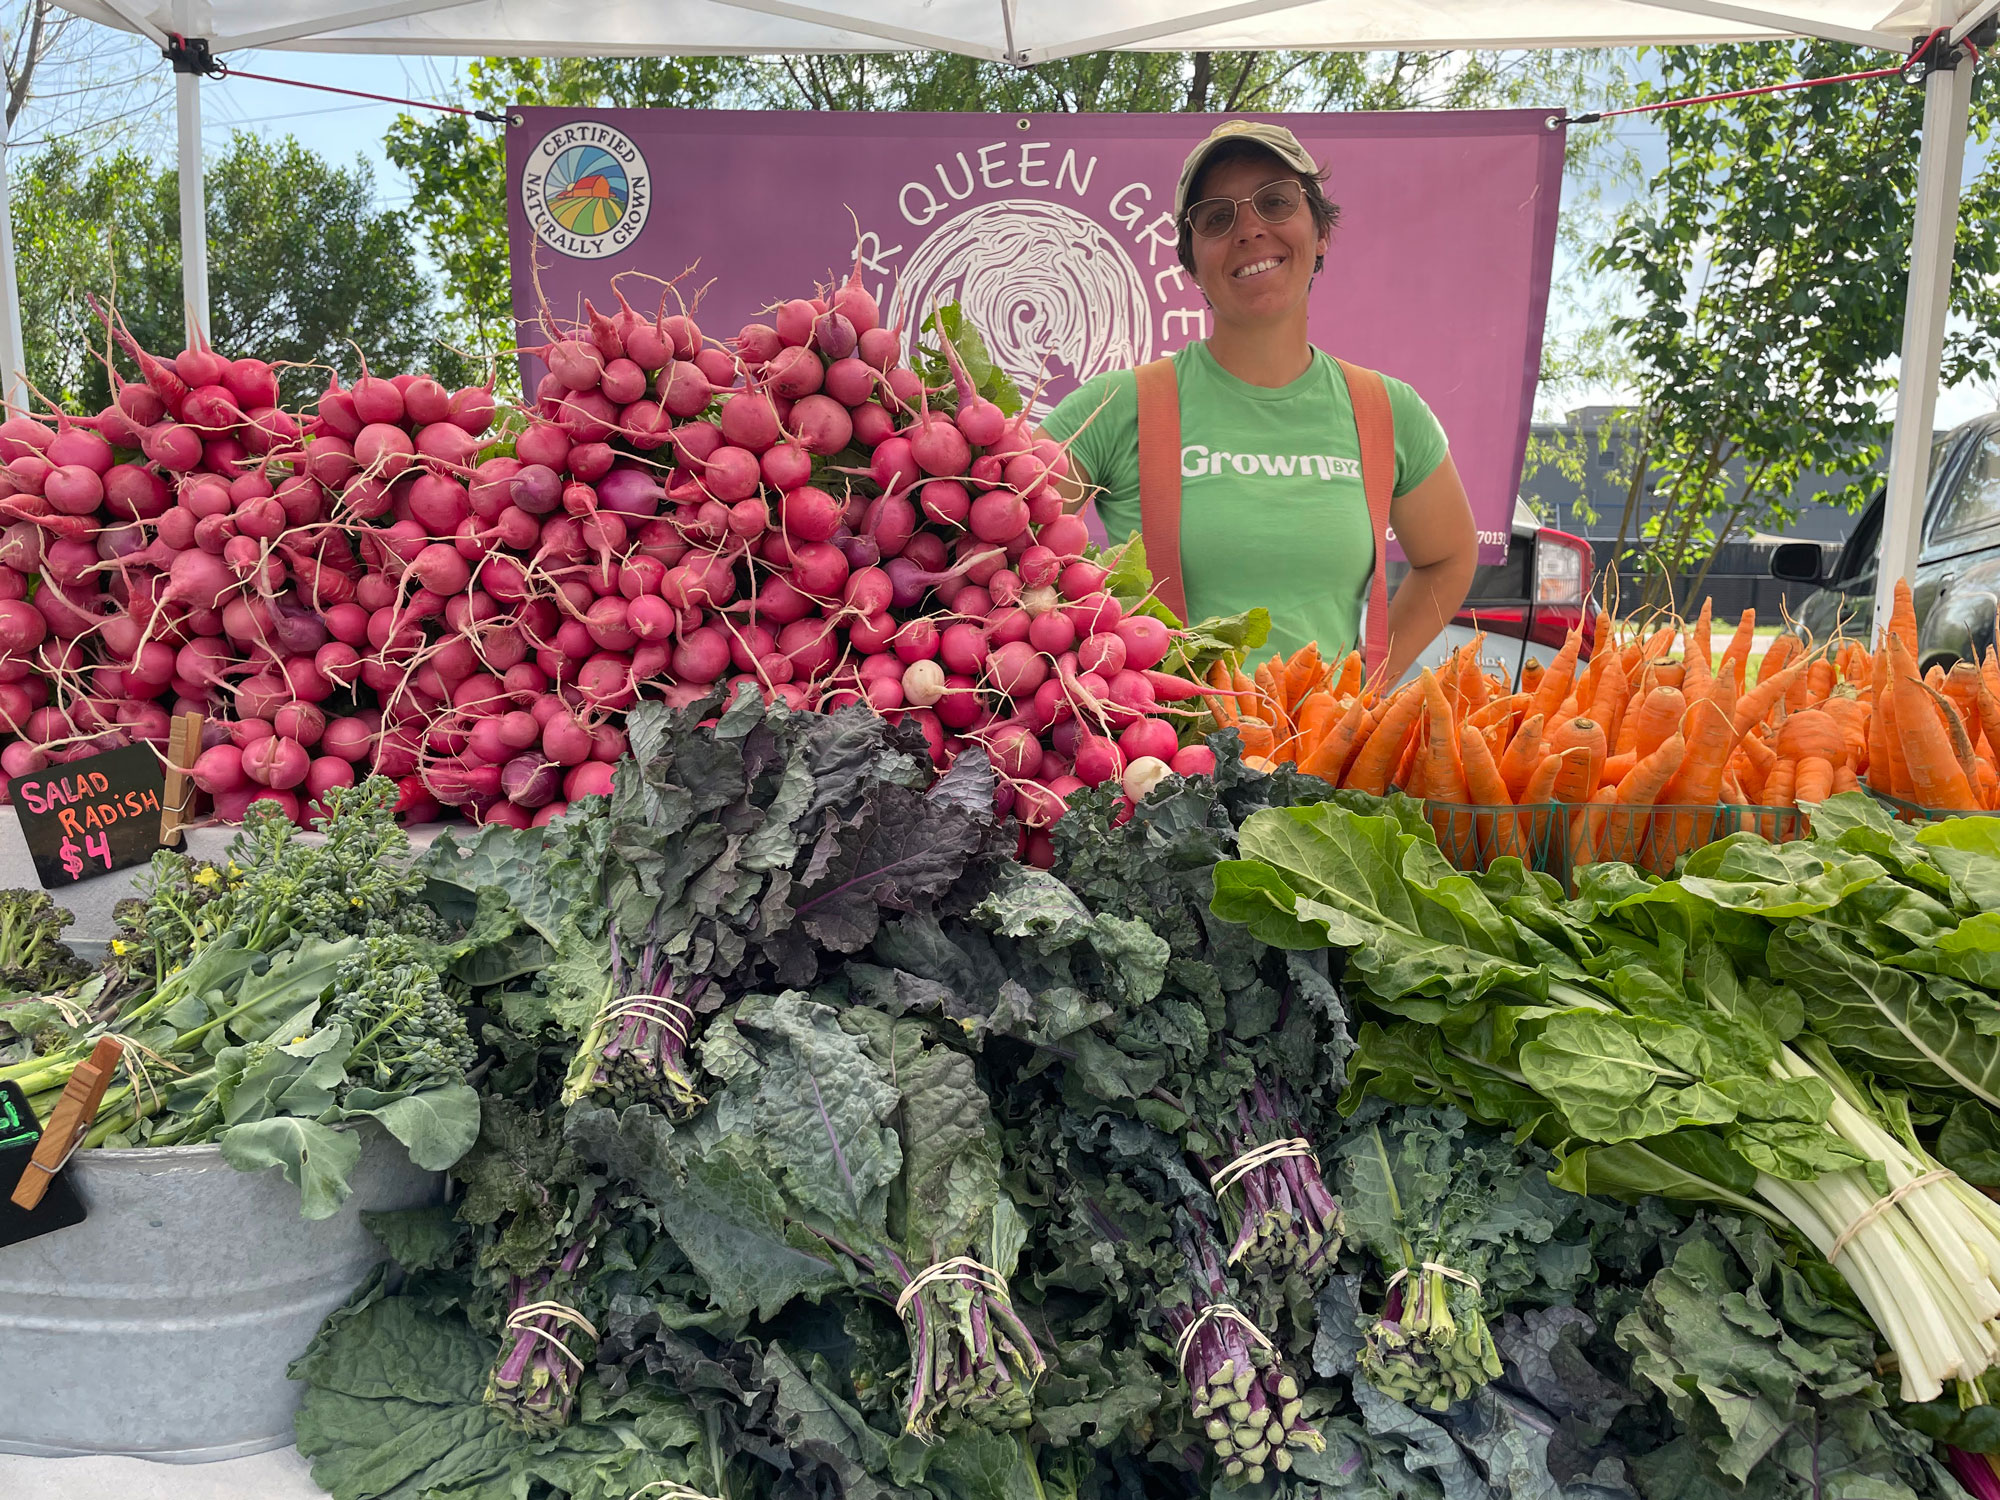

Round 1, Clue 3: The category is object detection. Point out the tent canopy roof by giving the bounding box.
[56,0,1958,67]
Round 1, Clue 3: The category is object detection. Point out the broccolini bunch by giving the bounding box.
[330,929,476,1093]
[0,889,89,997]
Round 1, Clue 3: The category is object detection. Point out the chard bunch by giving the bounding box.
[1169,1225,1321,1483]
[561,921,705,1116]
[893,1255,1045,1439]
[485,1231,598,1432]
[1207,1078,1341,1284]
[1358,1261,1502,1412]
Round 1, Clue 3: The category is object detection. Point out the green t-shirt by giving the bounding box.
[1041,341,1450,664]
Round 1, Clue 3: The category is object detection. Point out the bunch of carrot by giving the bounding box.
[1858,580,2000,814]
[1204,586,1973,877]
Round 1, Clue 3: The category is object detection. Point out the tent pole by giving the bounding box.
[174,33,209,342]
[0,104,27,410]
[1873,44,1974,642]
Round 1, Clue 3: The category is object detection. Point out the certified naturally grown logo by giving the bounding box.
[522,122,652,260]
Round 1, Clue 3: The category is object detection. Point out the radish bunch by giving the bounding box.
[0,266,1212,854]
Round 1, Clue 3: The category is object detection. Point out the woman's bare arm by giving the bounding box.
[1381,455,1478,683]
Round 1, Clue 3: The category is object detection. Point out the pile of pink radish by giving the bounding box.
[0,272,1216,864]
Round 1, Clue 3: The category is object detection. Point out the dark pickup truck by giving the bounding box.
[1777,415,2000,672]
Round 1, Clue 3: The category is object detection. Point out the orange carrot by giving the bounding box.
[1774,709,1845,767]
[1518,747,1569,805]
[1569,785,1617,872]
[1821,694,1870,774]
[1889,635,1980,810]
[1509,749,1568,869]
[1420,670,1467,804]
[1283,644,1325,710]
[1254,658,1282,706]
[1889,576,1918,659]
[1614,666,1651,755]
[1979,757,2000,810]
[1719,608,1757,678]
[1976,682,2000,772]
[1292,693,1340,754]
[1760,756,1798,839]
[1784,655,1815,713]
[1793,755,1835,805]
[1546,717,1607,803]
[1520,658,1545,696]
[1948,663,1984,747]
[1732,663,1806,736]
[1585,656,1630,761]
[1689,599,1714,676]
[1605,732,1684,869]
[1806,657,1836,704]
[1878,667,1915,801]
[1497,713,1546,801]
[1737,730,1777,799]
[1344,681,1424,796]
[1756,632,1799,686]
[1867,648,1894,792]
[1925,682,1982,797]
[1525,628,1584,728]
[1653,680,1737,868]
[1598,750,1637,788]
[1301,698,1370,784]
[1834,764,1861,795]
[1204,660,1242,728]
[1457,643,1491,716]
[1469,692,1529,733]
[1236,717,1277,759]
[1329,650,1363,701]
[1655,661,1686,690]
[1397,721,1428,796]
[1631,686,1686,761]
[1459,724,1520,864]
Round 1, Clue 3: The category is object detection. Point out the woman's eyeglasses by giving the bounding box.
[1183,179,1304,239]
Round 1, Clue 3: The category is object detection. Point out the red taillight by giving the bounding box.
[1527,527,1594,649]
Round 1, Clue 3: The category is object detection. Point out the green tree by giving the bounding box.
[1575,42,2000,613]
[14,130,462,409]
[387,50,1608,371]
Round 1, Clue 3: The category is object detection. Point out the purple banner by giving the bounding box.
[507,109,1565,564]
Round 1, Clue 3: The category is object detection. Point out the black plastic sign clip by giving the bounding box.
[0,1080,85,1250]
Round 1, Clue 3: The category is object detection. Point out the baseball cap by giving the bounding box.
[1175,121,1321,222]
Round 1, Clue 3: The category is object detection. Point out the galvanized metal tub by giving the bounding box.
[0,1129,441,1462]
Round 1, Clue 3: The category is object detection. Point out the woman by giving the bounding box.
[1043,121,1477,682]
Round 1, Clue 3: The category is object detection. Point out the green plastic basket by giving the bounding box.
[1421,800,1811,883]
[1865,787,2000,824]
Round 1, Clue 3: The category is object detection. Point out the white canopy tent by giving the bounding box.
[29,0,2000,637]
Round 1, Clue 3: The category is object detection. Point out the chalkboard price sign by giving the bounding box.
[10,745,166,889]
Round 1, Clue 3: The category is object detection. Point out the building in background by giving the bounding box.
[1520,406,1899,619]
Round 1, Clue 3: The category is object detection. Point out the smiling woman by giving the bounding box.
[1041,122,1478,678]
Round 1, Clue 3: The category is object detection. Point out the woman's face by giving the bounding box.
[1187,154,1328,326]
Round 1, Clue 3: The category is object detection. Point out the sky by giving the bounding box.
[13,20,2000,432]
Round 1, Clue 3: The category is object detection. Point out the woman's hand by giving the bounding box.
[1381,455,1478,683]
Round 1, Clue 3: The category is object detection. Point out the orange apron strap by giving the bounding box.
[1134,358,1188,623]
[1336,358,1397,681]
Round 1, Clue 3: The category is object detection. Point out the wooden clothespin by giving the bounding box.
[12,1036,121,1210]
[160,711,204,846]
